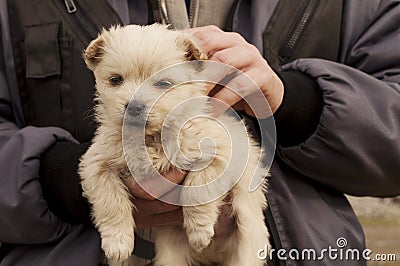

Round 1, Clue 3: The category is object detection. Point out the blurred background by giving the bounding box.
[347,196,400,265]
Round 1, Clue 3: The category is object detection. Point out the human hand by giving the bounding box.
[121,170,236,238]
[185,25,284,117]
[122,169,185,228]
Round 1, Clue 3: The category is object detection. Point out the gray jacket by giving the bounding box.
[0,0,399,265]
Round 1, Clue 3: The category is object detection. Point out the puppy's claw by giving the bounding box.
[187,226,214,252]
[102,234,134,262]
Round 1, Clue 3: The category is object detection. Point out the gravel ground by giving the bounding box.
[347,196,400,265]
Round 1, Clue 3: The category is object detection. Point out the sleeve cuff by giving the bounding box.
[273,70,323,147]
[39,141,91,224]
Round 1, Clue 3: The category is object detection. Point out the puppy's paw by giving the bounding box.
[187,225,214,252]
[102,233,135,262]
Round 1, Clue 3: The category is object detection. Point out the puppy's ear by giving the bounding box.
[176,35,208,61]
[176,35,207,72]
[83,35,105,70]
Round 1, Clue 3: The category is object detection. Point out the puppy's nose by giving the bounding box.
[126,102,146,116]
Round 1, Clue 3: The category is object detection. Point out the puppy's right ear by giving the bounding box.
[176,34,208,61]
[83,35,105,70]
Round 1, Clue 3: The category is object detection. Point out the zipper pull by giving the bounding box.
[64,0,77,14]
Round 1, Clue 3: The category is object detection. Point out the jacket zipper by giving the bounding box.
[188,0,198,27]
[265,196,286,266]
[158,0,171,25]
[62,0,99,42]
[157,0,198,27]
[279,0,319,61]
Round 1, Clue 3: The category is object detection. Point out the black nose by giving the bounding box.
[126,102,146,116]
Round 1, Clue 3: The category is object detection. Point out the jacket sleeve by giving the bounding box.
[0,15,83,243]
[0,123,76,244]
[276,0,400,197]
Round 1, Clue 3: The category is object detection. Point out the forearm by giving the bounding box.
[39,141,91,224]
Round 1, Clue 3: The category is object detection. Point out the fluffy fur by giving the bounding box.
[80,24,270,266]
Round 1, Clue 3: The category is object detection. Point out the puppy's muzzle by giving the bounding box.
[124,101,147,127]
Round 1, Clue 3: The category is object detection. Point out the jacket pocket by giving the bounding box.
[24,22,61,78]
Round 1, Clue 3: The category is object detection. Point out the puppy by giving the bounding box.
[80,24,270,266]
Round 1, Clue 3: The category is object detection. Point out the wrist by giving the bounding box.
[271,75,284,114]
[273,70,323,147]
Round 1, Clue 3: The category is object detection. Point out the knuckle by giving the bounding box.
[192,31,210,44]
[213,51,230,65]
[206,25,222,32]
[244,44,261,59]
[247,43,258,52]
[227,32,245,43]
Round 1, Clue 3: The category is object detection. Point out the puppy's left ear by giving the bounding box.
[176,35,208,61]
[83,35,105,70]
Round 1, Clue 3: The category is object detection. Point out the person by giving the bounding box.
[0,0,399,265]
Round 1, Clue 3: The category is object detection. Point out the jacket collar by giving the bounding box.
[160,0,237,29]
[233,0,279,52]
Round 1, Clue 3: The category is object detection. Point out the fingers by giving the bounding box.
[133,198,179,215]
[205,58,279,117]
[209,45,260,70]
[214,204,236,239]
[123,169,186,200]
[131,183,183,229]
[132,199,237,234]
[213,73,255,105]
[200,45,259,99]
[134,207,183,229]
[186,26,284,116]
[139,170,186,199]
[163,169,187,184]
[127,170,185,229]
[186,26,245,56]
[122,177,155,200]
[210,70,262,115]
[133,199,237,235]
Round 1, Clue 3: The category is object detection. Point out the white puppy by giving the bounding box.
[80,24,270,266]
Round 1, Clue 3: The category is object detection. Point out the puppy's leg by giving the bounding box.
[154,227,193,266]
[223,184,269,266]
[183,203,221,253]
[182,171,223,253]
[80,146,135,262]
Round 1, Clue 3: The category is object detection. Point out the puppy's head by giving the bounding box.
[84,24,208,132]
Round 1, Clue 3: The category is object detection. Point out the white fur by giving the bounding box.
[80,24,270,266]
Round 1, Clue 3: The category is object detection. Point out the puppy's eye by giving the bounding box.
[109,75,124,86]
[153,80,174,89]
